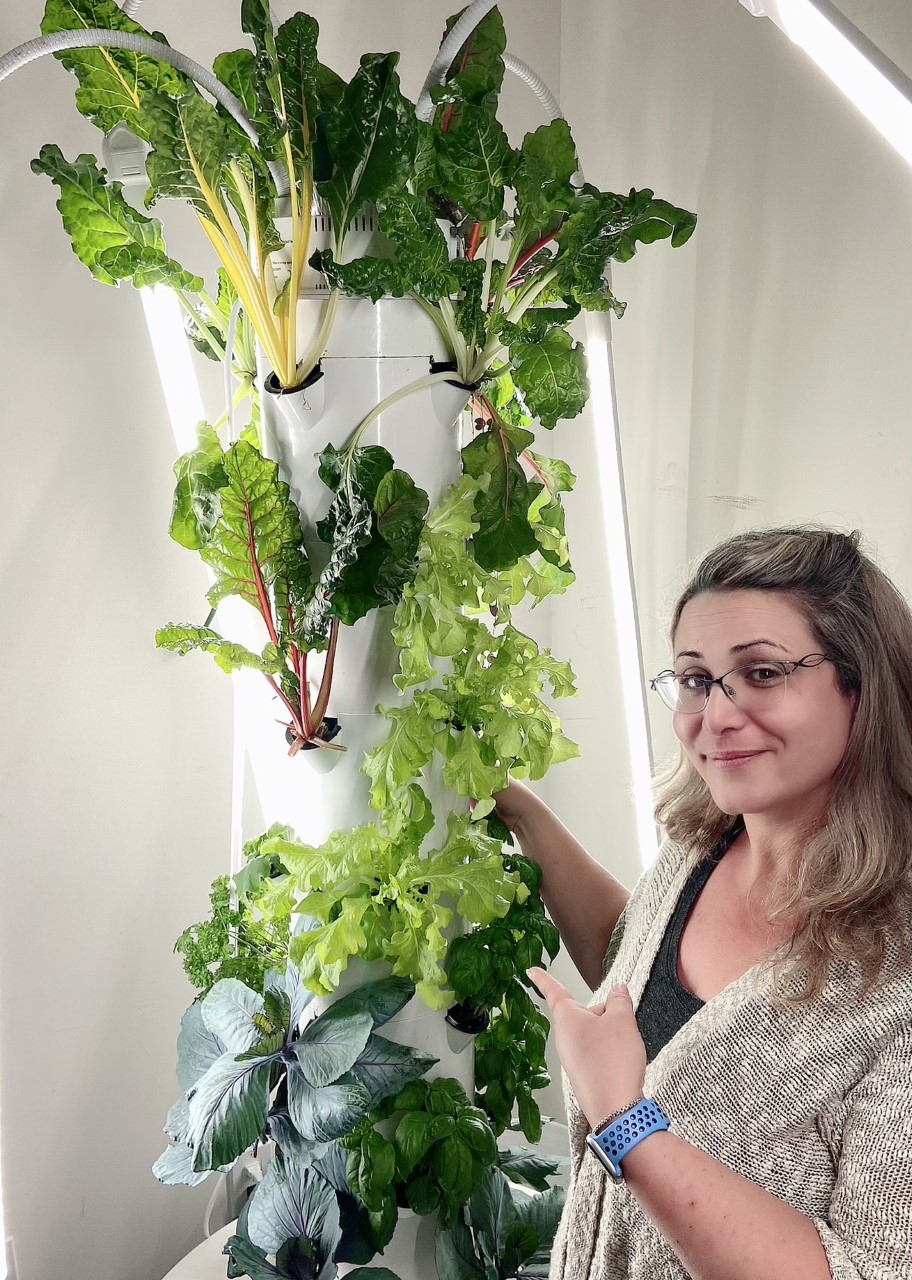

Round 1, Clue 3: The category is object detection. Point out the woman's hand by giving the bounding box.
[528,967,647,1128]
[490,778,538,834]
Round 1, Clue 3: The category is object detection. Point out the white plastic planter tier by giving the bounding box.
[220,217,482,1280]
[236,293,470,846]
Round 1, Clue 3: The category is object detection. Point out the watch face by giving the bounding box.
[585,1133,623,1181]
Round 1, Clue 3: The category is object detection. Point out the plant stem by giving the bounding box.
[411,292,459,361]
[311,618,340,729]
[481,219,497,321]
[175,290,225,361]
[439,297,471,379]
[344,370,466,458]
[504,265,560,326]
[296,289,339,386]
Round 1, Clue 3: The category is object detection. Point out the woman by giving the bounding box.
[503,527,912,1280]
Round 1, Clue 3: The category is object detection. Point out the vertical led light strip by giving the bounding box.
[585,312,659,869]
[139,286,205,450]
[138,286,253,880]
[743,0,912,169]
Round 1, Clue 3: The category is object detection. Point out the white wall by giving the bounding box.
[560,0,912,771]
[0,4,561,1279]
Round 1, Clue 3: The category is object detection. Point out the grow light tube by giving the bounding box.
[139,285,205,453]
[585,313,659,870]
[741,0,912,168]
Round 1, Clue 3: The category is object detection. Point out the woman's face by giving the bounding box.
[671,590,855,823]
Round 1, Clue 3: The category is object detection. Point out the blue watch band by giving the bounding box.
[585,1097,670,1180]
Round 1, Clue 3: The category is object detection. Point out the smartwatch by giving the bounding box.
[585,1097,670,1181]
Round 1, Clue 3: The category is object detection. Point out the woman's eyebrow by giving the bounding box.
[675,638,788,660]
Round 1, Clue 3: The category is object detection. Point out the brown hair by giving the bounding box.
[654,526,912,1008]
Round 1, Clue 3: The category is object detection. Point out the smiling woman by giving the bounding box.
[654,524,912,1007]
[498,524,912,1280]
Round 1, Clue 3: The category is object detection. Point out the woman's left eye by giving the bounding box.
[745,665,781,684]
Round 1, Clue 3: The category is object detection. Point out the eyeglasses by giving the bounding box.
[650,653,831,714]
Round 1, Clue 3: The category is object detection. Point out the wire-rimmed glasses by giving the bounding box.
[649,653,831,714]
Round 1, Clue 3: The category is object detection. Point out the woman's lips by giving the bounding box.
[707,750,767,769]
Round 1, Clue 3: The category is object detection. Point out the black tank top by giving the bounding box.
[636,821,744,1064]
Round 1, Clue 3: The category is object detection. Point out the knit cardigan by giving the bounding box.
[549,836,912,1280]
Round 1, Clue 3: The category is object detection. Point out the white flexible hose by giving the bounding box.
[417,1,564,124]
[120,0,144,15]
[0,29,290,195]
[416,0,499,121]
[502,52,563,121]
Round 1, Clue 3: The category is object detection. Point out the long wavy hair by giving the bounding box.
[654,526,912,1009]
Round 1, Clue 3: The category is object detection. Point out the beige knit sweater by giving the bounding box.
[549,837,912,1280]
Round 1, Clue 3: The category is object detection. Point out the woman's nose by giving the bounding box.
[701,680,750,731]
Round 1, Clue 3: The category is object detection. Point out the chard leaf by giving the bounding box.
[275,13,345,177]
[318,53,417,240]
[200,440,311,622]
[239,0,286,157]
[31,145,201,291]
[438,5,506,109]
[513,118,580,248]
[526,452,577,567]
[168,422,229,551]
[188,1051,273,1171]
[305,449,428,635]
[245,1154,342,1262]
[461,427,538,571]
[451,257,487,353]
[40,0,189,139]
[555,187,696,305]
[509,329,589,429]
[143,90,234,219]
[155,625,284,676]
[436,97,514,221]
[378,195,458,302]
[309,249,404,302]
